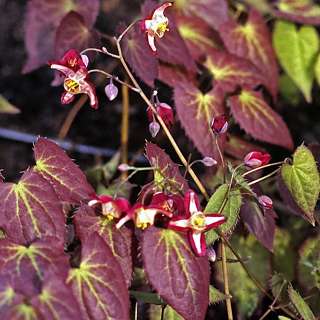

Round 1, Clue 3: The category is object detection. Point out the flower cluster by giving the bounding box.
[88,189,225,257]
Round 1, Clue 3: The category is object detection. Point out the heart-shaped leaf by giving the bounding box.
[0,95,20,114]
[240,199,277,252]
[204,184,242,245]
[142,227,209,320]
[280,145,320,225]
[174,82,225,159]
[67,232,130,320]
[273,21,319,102]
[205,49,265,93]
[145,142,189,194]
[228,89,293,149]
[219,9,278,99]
[34,137,94,204]
[0,169,65,244]
[74,205,132,286]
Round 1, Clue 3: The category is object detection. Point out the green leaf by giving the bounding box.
[315,53,320,87]
[142,227,209,320]
[149,305,183,320]
[209,286,227,304]
[204,184,242,245]
[280,145,320,225]
[279,316,293,320]
[0,95,20,114]
[273,21,319,102]
[130,290,164,305]
[215,234,270,317]
[279,74,302,106]
[288,286,316,320]
[270,273,289,303]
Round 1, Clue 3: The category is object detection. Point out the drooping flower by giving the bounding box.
[88,194,130,221]
[211,115,228,135]
[258,195,273,210]
[149,121,161,137]
[201,157,218,167]
[142,2,173,52]
[116,202,173,230]
[49,49,98,109]
[244,151,271,168]
[147,102,174,127]
[150,192,185,217]
[168,190,225,256]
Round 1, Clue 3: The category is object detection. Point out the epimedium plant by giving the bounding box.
[1,0,320,319]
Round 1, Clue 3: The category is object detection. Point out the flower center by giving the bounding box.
[190,212,206,231]
[155,21,169,37]
[102,202,121,220]
[64,78,81,94]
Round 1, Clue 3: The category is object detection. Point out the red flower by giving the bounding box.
[88,194,130,221]
[116,203,173,230]
[211,115,228,134]
[244,151,271,168]
[142,2,173,52]
[168,190,225,256]
[150,192,185,216]
[147,103,174,127]
[49,49,98,109]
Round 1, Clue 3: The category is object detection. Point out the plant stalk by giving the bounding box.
[121,83,130,179]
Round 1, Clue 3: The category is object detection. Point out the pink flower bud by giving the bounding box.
[258,195,273,209]
[149,121,160,138]
[211,115,228,134]
[207,246,216,262]
[104,80,118,101]
[201,157,217,167]
[244,151,271,168]
[118,163,130,172]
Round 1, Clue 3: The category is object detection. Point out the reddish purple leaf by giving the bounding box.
[0,237,68,279]
[142,227,209,320]
[228,90,293,149]
[145,142,189,194]
[205,49,265,93]
[240,199,277,252]
[174,0,229,30]
[272,1,320,25]
[74,205,132,286]
[122,24,159,87]
[67,233,129,320]
[176,14,220,61]
[55,11,99,59]
[174,82,225,159]
[225,135,266,160]
[219,9,279,99]
[0,169,65,244]
[23,0,100,73]
[158,63,196,88]
[34,138,94,204]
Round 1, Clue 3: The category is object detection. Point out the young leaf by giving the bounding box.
[273,1,320,25]
[205,49,265,93]
[122,24,159,87]
[34,137,94,204]
[215,234,270,317]
[55,11,99,59]
[149,305,183,320]
[288,286,316,320]
[74,205,132,286]
[0,95,20,114]
[23,0,100,73]
[0,169,65,244]
[228,89,293,149]
[204,184,242,245]
[142,227,209,320]
[273,21,319,103]
[219,9,278,99]
[280,145,320,225]
[145,142,188,193]
[174,82,225,160]
[174,0,229,30]
[240,199,277,252]
[67,233,130,320]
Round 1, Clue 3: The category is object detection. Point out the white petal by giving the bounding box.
[147,34,157,52]
[192,233,202,255]
[88,199,99,207]
[189,192,199,215]
[205,215,225,226]
[170,219,189,228]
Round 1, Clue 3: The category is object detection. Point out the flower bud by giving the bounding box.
[258,195,273,209]
[211,115,228,134]
[201,157,217,167]
[149,121,160,138]
[207,246,216,262]
[244,151,271,168]
[80,54,89,67]
[118,163,130,172]
[104,80,118,101]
